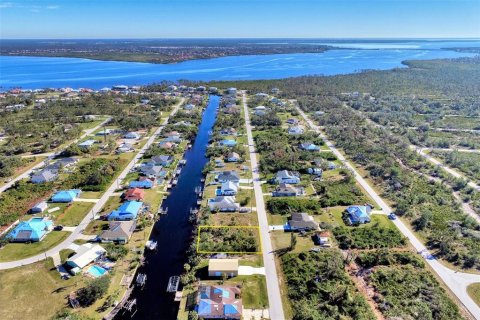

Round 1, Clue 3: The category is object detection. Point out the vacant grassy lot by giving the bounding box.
[467,283,480,307]
[197,226,261,254]
[0,231,69,262]
[55,202,94,226]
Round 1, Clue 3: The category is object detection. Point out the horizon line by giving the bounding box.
[1,37,480,41]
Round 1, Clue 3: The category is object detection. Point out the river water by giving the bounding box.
[1,39,478,89]
[117,95,219,320]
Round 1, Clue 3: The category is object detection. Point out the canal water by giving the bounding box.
[118,95,219,320]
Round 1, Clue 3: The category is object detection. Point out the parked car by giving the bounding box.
[54,225,64,231]
[388,213,397,220]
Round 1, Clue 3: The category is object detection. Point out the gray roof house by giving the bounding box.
[217,171,240,183]
[31,169,58,184]
[288,126,304,135]
[99,221,136,244]
[272,183,304,197]
[140,165,165,178]
[288,213,320,231]
[219,181,239,196]
[150,155,174,167]
[274,170,300,184]
[208,196,240,212]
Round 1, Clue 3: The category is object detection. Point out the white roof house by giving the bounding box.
[66,243,106,269]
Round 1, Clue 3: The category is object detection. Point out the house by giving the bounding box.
[328,162,337,170]
[307,168,323,176]
[272,183,304,197]
[128,178,154,189]
[286,118,299,125]
[255,93,269,100]
[274,170,300,184]
[226,87,237,95]
[95,128,113,136]
[299,142,320,151]
[159,141,175,149]
[345,205,372,225]
[99,221,136,244]
[254,105,267,116]
[217,171,240,183]
[117,142,134,153]
[184,103,195,111]
[288,126,304,135]
[123,188,145,201]
[66,243,107,270]
[31,169,58,184]
[108,201,144,221]
[218,181,239,196]
[140,165,166,179]
[215,159,226,168]
[8,217,53,242]
[271,87,280,94]
[208,196,239,212]
[220,128,237,136]
[197,285,242,319]
[78,139,96,149]
[313,231,331,246]
[124,132,140,139]
[288,212,320,231]
[150,155,174,167]
[219,139,237,147]
[46,157,78,170]
[30,201,48,213]
[208,259,239,277]
[226,152,241,162]
[51,189,81,203]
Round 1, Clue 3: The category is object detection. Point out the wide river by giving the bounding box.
[0,40,478,89]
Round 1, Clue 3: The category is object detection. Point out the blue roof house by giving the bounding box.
[51,189,81,203]
[8,217,53,242]
[345,205,372,225]
[108,201,143,221]
[129,180,154,189]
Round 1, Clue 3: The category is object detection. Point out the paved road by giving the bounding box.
[413,146,480,191]
[0,99,183,270]
[242,93,285,320]
[0,117,111,194]
[296,106,480,320]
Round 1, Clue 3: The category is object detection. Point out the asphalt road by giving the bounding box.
[296,105,480,320]
[242,93,285,320]
[0,99,183,270]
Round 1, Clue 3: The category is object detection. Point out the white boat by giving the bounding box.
[146,240,157,251]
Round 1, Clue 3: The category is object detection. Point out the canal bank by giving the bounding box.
[116,95,219,320]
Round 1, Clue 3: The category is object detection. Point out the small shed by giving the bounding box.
[31,201,48,213]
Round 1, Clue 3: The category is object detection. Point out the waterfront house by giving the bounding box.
[108,201,144,221]
[274,170,300,184]
[216,171,240,183]
[8,217,53,242]
[31,169,58,184]
[66,243,106,270]
[99,221,136,244]
[345,205,372,225]
[288,213,319,231]
[150,155,174,167]
[226,88,237,95]
[299,142,320,151]
[51,189,81,203]
[122,188,145,201]
[196,285,242,319]
[78,139,96,149]
[208,196,239,212]
[128,178,155,189]
[208,259,239,277]
[226,152,241,162]
[30,201,48,213]
[272,183,304,197]
[140,165,166,179]
[220,128,237,136]
[288,126,305,135]
[218,181,239,196]
[159,141,175,150]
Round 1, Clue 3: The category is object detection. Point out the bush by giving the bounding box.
[266,198,321,215]
[104,243,128,261]
[333,225,406,249]
[77,276,111,306]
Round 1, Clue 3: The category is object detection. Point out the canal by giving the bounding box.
[118,95,219,320]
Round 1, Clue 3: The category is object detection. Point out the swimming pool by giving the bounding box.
[87,265,107,278]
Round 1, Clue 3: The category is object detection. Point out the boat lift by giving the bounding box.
[166,276,180,293]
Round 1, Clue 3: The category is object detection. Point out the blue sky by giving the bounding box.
[1,0,479,39]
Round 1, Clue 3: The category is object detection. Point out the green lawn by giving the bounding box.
[0,259,83,320]
[59,249,75,263]
[229,275,268,309]
[55,202,94,226]
[467,283,480,307]
[0,231,69,262]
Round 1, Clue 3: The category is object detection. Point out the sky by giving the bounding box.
[0,0,479,39]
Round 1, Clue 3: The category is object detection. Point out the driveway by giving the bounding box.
[238,266,266,276]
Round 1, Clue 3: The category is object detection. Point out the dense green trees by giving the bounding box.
[0,155,27,177]
[76,276,111,307]
[282,250,375,320]
[266,198,321,215]
[63,158,121,191]
[333,225,406,249]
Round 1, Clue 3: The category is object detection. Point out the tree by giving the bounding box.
[77,276,111,306]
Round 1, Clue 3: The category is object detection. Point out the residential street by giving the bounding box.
[295,105,480,320]
[0,99,184,270]
[242,93,285,320]
[0,117,112,194]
